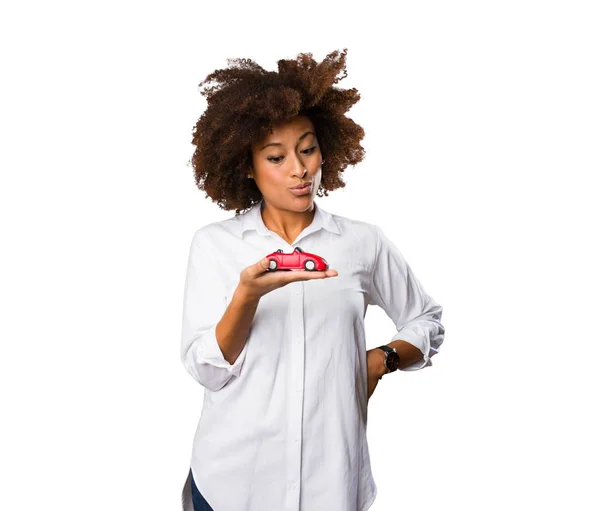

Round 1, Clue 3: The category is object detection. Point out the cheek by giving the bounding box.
[259,168,285,187]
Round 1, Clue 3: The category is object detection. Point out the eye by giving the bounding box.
[267,146,318,164]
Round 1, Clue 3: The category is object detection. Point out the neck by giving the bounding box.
[260,200,316,242]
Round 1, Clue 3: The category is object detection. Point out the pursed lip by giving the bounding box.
[290,182,312,190]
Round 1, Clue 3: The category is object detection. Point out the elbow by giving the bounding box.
[181,352,236,392]
[180,325,247,391]
[394,307,445,371]
[421,297,445,354]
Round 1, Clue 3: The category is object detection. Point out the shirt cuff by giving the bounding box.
[390,328,433,371]
[198,324,247,379]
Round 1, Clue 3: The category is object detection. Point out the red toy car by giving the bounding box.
[265,247,329,271]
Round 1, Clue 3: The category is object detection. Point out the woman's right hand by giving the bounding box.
[238,256,338,301]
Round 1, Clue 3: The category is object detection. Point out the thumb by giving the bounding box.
[249,257,270,278]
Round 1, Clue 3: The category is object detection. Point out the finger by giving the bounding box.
[283,269,338,281]
[251,256,272,277]
[305,269,338,278]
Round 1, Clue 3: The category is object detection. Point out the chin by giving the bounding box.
[286,197,315,212]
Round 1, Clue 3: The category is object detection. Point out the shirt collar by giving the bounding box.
[237,198,341,239]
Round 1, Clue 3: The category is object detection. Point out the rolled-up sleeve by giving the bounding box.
[367,225,445,371]
[180,229,249,391]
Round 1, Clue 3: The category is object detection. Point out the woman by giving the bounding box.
[180,48,445,511]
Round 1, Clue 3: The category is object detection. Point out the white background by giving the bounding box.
[1,1,598,509]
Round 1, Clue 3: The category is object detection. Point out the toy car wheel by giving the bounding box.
[304,260,316,271]
[268,259,278,271]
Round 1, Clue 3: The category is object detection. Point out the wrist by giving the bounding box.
[368,348,388,379]
[234,283,262,305]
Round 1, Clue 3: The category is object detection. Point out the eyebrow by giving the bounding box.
[259,131,315,151]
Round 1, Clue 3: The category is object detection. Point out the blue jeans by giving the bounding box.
[190,468,215,511]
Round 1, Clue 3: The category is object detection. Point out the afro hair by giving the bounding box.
[188,48,366,214]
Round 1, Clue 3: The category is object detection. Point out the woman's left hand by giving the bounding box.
[366,348,387,401]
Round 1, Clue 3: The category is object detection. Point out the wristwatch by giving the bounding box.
[377,345,400,379]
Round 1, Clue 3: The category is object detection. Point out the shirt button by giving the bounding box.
[294,438,300,443]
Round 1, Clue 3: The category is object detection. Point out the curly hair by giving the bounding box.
[187,48,366,214]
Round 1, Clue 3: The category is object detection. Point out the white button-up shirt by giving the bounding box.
[180,199,445,511]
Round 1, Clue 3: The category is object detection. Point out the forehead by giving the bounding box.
[260,115,316,143]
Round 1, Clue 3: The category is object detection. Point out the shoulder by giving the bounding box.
[329,210,381,245]
[190,214,241,249]
[327,210,407,269]
[325,210,384,270]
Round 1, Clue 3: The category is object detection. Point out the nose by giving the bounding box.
[291,154,308,177]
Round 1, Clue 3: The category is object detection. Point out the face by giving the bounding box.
[249,114,323,212]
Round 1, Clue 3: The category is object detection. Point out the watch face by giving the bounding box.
[387,352,400,372]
